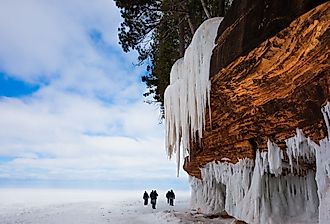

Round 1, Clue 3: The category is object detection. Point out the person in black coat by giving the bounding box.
[143,191,149,206]
[166,191,170,204]
[150,190,158,209]
[169,189,175,206]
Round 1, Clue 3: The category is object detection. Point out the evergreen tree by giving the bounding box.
[115,0,232,116]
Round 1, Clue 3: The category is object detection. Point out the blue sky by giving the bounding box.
[0,0,188,190]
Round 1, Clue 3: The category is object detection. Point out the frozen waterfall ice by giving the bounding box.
[164,17,223,175]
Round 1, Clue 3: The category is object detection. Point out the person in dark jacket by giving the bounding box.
[150,190,158,209]
[166,191,170,204]
[169,189,175,206]
[143,191,149,206]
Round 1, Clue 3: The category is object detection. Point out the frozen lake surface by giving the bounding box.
[0,188,234,224]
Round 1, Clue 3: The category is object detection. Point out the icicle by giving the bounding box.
[267,140,282,176]
[192,157,319,224]
[164,17,224,171]
[315,101,330,224]
[321,101,330,138]
[285,128,316,173]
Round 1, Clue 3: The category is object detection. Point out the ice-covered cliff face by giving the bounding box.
[164,2,329,223]
[183,1,330,179]
[190,102,330,224]
[164,17,223,174]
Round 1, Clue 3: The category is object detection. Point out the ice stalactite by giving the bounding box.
[164,17,223,174]
[285,128,316,173]
[266,139,283,176]
[191,155,318,223]
[190,102,330,223]
[321,101,330,138]
[316,102,330,224]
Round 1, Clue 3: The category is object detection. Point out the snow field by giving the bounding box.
[0,189,192,224]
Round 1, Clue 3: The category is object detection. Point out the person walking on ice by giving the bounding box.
[150,190,158,209]
[166,191,170,204]
[169,189,175,206]
[143,191,149,206]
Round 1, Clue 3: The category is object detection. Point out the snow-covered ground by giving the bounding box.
[0,188,234,224]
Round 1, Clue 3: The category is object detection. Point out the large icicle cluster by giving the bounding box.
[190,103,330,224]
[285,129,317,173]
[164,17,223,173]
[192,152,319,224]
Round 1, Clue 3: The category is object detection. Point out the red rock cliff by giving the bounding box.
[184,2,330,179]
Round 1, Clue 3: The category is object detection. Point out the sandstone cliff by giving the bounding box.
[184,2,330,179]
[164,1,330,223]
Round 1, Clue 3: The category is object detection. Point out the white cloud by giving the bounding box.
[0,0,187,188]
[0,0,122,81]
[0,89,180,181]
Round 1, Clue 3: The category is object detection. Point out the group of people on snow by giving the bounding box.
[143,189,175,209]
[143,190,159,209]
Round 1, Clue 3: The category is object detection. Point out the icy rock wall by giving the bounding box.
[195,159,254,215]
[190,176,226,214]
[190,103,330,224]
[191,159,318,223]
[164,17,223,174]
[316,101,330,224]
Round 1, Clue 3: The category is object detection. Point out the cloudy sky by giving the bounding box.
[0,0,188,190]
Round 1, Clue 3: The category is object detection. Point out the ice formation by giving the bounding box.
[190,102,330,224]
[316,101,330,224]
[285,129,316,173]
[164,17,223,174]
[162,11,329,224]
[191,152,319,223]
[266,139,282,176]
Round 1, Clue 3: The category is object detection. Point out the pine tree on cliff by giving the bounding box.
[115,0,231,115]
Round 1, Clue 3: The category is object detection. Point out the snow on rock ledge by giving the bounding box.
[164,17,223,173]
[190,102,330,224]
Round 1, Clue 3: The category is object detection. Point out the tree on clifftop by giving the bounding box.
[115,0,232,116]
